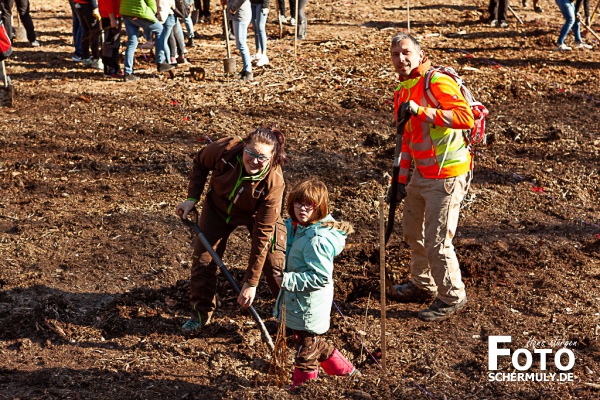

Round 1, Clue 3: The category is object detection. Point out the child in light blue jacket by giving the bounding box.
[274,179,360,389]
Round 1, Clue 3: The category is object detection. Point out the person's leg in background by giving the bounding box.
[182,1,195,46]
[123,17,163,77]
[233,17,252,80]
[289,0,297,25]
[488,0,499,25]
[251,4,262,59]
[201,0,211,21]
[122,16,141,77]
[255,3,269,64]
[296,0,307,39]
[156,14,175,68]
[168,29,177,64]
[556,0,576,48]
[277,0,287,22]
[69,0,84,60]
[76,2,102,63]
[0,0,15,42]
[173,22,188,63]
[15,0,38,45]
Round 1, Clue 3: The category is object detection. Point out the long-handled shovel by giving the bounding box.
[0,60,13,107]
[222,6,236,75]
[180,211,275,352]
[381,117,408,293]
[384,118,407,245]
[578,13,600,41]
[508,5,524,24]
[590,0,600,25]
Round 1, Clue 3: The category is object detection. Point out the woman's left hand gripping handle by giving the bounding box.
[176,200,198,221]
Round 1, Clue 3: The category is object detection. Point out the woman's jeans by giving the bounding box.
[251,4,267,53]
[183,16,194,38]
[123,16,164,75]
[156,14,176,64]
[69,0,83,57]
[555,0,582,44]
[169,21,187,59]
[233,18,251,72]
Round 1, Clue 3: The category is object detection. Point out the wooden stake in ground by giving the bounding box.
[508,5,524,24]
[294,0,299,57]
[379,196,387,372]
[275,0,283,39]
[406,0,410,33]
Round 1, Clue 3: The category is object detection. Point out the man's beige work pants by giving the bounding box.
[402,169,471,305]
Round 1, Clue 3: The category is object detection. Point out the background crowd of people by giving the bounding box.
[486,0,595,50]
[1,0,596,81]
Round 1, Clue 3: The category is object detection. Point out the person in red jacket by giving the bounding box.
[176,127,287,335]
[98,0,122,77]
[387,32,473,322]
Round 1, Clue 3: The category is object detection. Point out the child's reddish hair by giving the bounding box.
[286,179,329,224]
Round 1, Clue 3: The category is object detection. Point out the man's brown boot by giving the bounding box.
[389,281,436,303]
[418,297,467,322]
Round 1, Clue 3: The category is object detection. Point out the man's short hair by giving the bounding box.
[391,32,421,51]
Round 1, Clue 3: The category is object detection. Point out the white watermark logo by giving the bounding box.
[488,335,577,382]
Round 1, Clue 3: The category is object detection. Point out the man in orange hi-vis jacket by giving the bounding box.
[387,32,474,322]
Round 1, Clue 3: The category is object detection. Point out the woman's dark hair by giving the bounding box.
[243,127,287,166]
[286,179,329,224]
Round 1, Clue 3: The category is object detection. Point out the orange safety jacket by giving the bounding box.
[393,60,474,184]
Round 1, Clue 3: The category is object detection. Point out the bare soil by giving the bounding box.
[1,0,599,398]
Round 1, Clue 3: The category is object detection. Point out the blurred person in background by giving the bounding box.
[0,0,40,46]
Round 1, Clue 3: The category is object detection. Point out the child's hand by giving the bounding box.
[238,283,256,307]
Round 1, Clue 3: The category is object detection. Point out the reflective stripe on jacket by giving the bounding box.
[393,69,474,184]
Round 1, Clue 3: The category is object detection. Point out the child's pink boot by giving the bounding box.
[320,349,360,377]
[291,367,318,389]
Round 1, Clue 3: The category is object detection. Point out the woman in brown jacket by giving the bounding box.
[176,127,287,335]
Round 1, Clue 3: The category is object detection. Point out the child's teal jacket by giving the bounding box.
[274,215,353,334]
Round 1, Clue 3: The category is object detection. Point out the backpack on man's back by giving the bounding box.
[423,66,489,149]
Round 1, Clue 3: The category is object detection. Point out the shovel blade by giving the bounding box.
[16,25,27,42]
[223,57,236,75]
[0,75,13,107]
